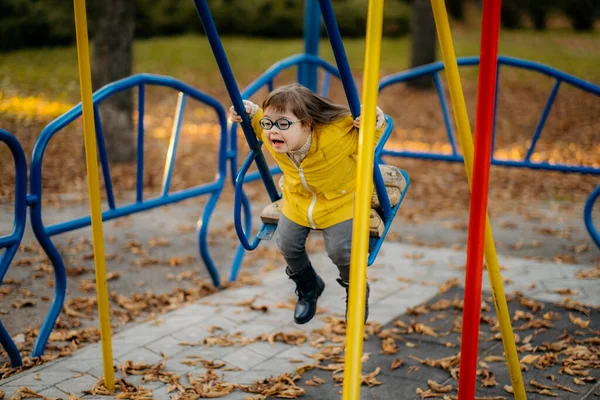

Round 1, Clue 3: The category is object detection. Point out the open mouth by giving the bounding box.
[270,137,285,146]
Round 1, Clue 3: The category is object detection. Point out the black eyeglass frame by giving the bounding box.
[259,117,302,131]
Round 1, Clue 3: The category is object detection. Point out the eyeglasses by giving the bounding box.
[259,117,301,131]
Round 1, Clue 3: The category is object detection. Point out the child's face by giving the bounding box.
[262,108,310,154]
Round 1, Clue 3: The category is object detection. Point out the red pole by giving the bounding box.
[458,1,502,399]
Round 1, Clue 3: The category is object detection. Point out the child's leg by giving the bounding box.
[275,214,311,273]
[276,214,325,324]
[322,219,353,281]
[322,219,369,323]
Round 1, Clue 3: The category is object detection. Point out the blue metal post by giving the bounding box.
[136,84,145,203]
[317,0,361,117]
[192,0,279,202]
[299,0,321,92]
[525,79,561,161]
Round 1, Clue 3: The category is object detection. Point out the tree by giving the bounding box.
[564,0,595,31]
[92,0,135,163]
[409,0,436,88]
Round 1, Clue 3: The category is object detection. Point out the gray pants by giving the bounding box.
[276,214,352,282]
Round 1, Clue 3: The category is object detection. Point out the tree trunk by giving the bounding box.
[409,0,436,89]
[92,0,135,163]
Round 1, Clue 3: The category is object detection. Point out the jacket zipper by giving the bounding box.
[298,167,317,229]
[288,154,317,229]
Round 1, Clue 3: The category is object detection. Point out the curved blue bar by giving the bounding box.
[241,54,341,98]
[379,56,600,176]
[317,0,361,117]
[373,116,395,221]
[380,56,600,96]
[584,185,600,249]
[368,170,411,266]
[0,128,26,367]
[234,150,262,251]
[29,73,230,356]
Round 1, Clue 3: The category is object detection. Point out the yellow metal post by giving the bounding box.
[72,0,115,390]
[342,1,384,399]
[429,1,526,398]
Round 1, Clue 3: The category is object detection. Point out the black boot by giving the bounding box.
[336,279,370,324]
[286,265,325,324]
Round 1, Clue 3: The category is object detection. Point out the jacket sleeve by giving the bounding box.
[250,107,265,141]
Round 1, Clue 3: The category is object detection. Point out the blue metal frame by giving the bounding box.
[28,74,230,357]
[0,129,26,367]
[378,55,600,175]
[584,185,600,249]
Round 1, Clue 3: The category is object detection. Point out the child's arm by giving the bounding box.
[229,100,263,139]
[229,100,259,124]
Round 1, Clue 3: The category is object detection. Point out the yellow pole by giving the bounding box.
[72,0,115,391]
[429,1,526,398]
[342,1,384,399]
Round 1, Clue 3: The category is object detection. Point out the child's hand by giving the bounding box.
[230,100,259,123]
[353,106,385,129]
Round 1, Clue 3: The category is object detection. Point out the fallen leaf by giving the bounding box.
[428,379,452,393]
[391,358,404,370]
[569,313,590,329]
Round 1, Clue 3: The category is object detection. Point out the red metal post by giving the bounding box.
[458,1,502,399]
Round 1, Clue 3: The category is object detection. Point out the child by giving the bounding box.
[230,83,385,325]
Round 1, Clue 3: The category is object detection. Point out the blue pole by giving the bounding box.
[317,0,361,118]
[192,0,279,202]
[300,0,321,91]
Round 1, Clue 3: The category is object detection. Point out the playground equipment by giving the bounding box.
[27,75,230,368]
[0,3,598,400]
[0,129,26,368]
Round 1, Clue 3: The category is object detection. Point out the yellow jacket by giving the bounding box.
[251,108,383,229]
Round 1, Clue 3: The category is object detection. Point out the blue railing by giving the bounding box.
[0,129,26,367]
[379,55,600,175]
[27,74,231,357]
[585,185,600,249]
[379,55,600,248]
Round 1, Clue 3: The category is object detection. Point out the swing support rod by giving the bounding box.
[72,0,115,390]
[342,0,385,398]
[192,0,279,203]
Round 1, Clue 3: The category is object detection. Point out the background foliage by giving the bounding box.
[1,0,597,52]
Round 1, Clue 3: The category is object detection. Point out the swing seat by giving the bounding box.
[371,164,407,208]
[259,199,385,237]
[259,165,406,239]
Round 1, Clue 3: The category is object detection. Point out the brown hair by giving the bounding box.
[262,83,351,129]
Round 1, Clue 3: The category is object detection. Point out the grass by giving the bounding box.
[0,28,598,104]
